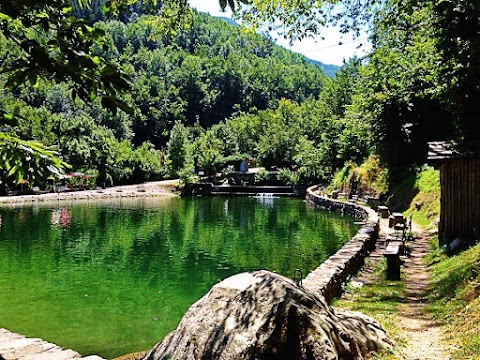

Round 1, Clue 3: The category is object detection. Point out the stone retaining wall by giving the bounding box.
[302,185,379,303]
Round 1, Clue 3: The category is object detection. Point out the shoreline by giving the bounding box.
[0,180,180,206]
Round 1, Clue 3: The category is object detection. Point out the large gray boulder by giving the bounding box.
[143,271,391,360]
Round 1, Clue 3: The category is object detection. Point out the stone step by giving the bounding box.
[0,329,104,360]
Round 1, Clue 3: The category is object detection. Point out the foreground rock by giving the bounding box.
[143,271,392,360]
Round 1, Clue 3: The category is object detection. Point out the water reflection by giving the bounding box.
[255,194,275,207]
[51,208,72,228]
[0,197,359,358]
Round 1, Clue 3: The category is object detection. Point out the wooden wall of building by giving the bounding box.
[439,158,480,245]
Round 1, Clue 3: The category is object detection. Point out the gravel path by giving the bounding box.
[395,233,452,360]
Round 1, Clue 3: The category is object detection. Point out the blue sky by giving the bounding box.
[188,0,371,66]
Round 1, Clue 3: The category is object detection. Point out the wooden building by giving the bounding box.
[428,141,480,245]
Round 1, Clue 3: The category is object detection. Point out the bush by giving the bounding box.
[329,156,388,196]
[330,161,356,191]
[254,168,270,185]
[356,155,389,195]
[276,168,300,185]
[178,166,195,186]
[409,167,440,228]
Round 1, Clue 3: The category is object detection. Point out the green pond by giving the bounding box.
[0,196,359,358]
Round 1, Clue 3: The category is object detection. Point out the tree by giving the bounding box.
[131,141,164,182]
[165,121,191,178]
[433,0,480,138]
[4,0,478,190]
[195,130,223,174]
[0,0,131,113]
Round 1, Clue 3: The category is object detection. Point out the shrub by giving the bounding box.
[276,168,300,185]
[254,168,270,185]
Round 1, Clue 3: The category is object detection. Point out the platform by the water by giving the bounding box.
[185,183,307,197]
[0,328,104,360]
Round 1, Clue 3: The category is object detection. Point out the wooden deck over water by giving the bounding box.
[0,329,104,360]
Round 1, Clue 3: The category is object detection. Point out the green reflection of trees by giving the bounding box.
[0,198,359,358]
[0,199,358,286]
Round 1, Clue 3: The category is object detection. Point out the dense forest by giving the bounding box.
[0,6,331,189]
[1,0,479,194]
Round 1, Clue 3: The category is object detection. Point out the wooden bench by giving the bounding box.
[378,205,390,218]
[384,243,402,280]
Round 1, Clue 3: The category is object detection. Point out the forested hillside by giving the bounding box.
[1,0,479,195]
[0,8,328,188]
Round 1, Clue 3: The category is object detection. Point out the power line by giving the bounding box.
[302,37,369,53]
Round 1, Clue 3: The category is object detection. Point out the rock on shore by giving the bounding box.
[143,270,392,360]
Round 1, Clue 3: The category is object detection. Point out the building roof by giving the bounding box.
[428,141,480,162]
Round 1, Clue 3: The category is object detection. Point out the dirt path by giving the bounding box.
[347,219,452,360]
[395,233,452,360]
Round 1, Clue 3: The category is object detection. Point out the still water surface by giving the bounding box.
[0,196,359,358]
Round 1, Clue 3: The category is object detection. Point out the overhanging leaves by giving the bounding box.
[0,132,71,186]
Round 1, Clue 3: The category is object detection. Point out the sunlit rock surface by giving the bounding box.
[143,271,391,360]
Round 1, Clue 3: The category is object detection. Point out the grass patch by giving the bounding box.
[425,236,448,266]
[428,242,480,359]
[404,167,440,229]
[387,166,440,228]
[335,259,406,355]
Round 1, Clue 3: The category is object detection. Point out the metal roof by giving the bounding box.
[427,141,480,162]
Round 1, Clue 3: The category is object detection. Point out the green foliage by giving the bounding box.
[330,162,356,192]
[66,173,97,189]
[433,0,480,139]
[177,149,195,186]
[385,166,439,227]
[276,168,300,186]
[131,141,164,182]
[402,166,440,229]
[293,137,327,183]
[415,166,440,194]
[329,156,388,196]
[166,121,190,178]
[256,100,303,169]
[4,0,477,191]
[332,0,480,179]
[0,0,132,114]
[1,7,331,187]
[0,132,70,193]
[254,168,270,185]
[194,130,223,174]
[355,155,389,195]
[429,242,480,359]
[198,98,348,185]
